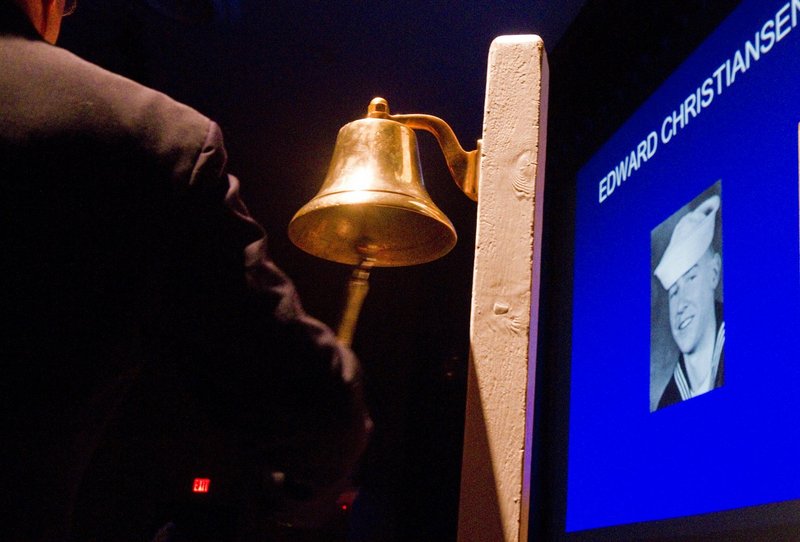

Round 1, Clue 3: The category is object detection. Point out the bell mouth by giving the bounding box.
[288,189,457,267]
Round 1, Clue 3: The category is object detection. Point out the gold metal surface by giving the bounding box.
[288,97,480,344]
[367,98,479,201]
[288,108,458,266]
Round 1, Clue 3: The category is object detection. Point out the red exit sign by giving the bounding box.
[192,478,211,493]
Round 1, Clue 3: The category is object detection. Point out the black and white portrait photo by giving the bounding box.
[650,181,725,412]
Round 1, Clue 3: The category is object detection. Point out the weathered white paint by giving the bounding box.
[457,35,548,542]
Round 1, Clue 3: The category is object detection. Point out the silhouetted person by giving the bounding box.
[1,1,370,539]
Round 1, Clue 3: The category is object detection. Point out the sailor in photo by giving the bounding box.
[654,195,724,409]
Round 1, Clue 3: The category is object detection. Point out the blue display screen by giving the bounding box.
[568,0,800,532]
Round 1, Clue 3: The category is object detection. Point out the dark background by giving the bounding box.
[56,1,742,540]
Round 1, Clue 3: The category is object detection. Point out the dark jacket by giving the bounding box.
[0,3,369,539]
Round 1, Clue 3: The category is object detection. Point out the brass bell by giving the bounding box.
[288,97,479,346]
[288,109,457,267]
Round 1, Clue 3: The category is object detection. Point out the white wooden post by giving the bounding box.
[458,35,549,542]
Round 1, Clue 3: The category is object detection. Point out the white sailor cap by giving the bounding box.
[654,194,720,290]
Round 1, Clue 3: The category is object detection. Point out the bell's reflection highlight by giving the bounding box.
[288,97,479,345]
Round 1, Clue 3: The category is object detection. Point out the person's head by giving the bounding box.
[12,0,74,44]
[666,248,720,354]
[655,194,721,355]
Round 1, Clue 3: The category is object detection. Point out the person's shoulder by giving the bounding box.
[1,34,216,181]
[4,34,210,146]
